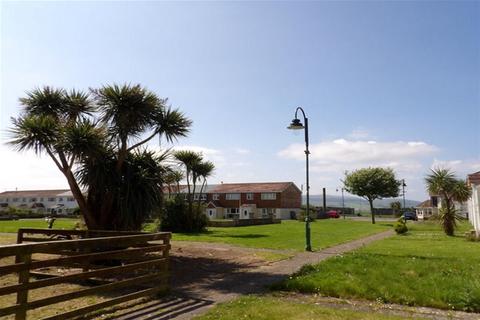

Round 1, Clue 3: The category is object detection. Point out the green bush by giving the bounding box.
[297,210,316,222]
[394,218,408,234]
[159,196,207,233]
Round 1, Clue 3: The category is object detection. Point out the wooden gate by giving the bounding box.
[0,230,170,320]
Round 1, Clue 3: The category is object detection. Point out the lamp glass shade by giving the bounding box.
[287,118,304,130]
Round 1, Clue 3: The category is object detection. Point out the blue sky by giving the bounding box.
[1,1,479,200]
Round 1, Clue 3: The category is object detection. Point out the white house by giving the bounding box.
[467,172,480,237]
[0,189,79,215]
[416,195,469,220]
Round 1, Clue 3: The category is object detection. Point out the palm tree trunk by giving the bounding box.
[63,170,98,229]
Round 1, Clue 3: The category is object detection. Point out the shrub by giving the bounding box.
[394,218,408,234]
[466,230,480,242]
[159,196,207,233]
[297,209,316,222]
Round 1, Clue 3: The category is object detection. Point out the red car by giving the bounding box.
[327,210,340,218]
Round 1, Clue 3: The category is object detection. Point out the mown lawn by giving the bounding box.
[173,220,391,251]
[194,295,420,320]
[0,218,78,233]
[275,221,480,312]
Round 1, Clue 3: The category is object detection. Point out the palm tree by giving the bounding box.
[425,168,472,236]
[173,150,203,201]
[193,160,215,207]
[390,201,402,216]
[10,84,191,230]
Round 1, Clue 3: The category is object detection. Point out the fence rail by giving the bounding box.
[0,229,170,320]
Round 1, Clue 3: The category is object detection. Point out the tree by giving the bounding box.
[390,201,402,216]
[425,168,471,236]
[173,150,214,231]
[344,167,400,224]
[9,84,191,230]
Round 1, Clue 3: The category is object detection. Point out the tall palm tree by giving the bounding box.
[193,161,215,207]
[425,168,472,236]
[173,150,203,201]
[10,84,191,230]
[10,89,100,228]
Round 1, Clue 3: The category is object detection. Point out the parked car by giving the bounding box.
[402,211,418,221]
[327,210,340,219]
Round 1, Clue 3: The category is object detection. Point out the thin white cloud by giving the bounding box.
[348,128,370,140]
[278,139,438,167]
[233,147,250,155]
[0,144,68,191]
[430,159,480,177]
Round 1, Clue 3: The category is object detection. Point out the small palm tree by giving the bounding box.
[390,201,402,216]
[425,168,471,236]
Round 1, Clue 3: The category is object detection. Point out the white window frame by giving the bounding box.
[213,194,220,200]
[246,193,254,200]
[226,193,240,200]
[261,193,277,200]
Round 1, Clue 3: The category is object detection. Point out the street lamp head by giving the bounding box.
[287,118,304,130]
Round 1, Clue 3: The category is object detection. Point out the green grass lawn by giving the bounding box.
[194,295,420,320]
[0,218,78,233]
[172,220,391,251]
[275,221,480,312]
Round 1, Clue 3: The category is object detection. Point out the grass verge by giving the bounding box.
[194,295,421,320]
[274,221,480,312]
[0,218,78,233]
[172,220,391,251]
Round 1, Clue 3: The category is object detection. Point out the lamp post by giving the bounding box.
[402,179,407,209]
[287,107,312,251]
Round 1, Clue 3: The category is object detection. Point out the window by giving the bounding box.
[39,198,44,202]
[58,197,64,202]
[226,193,240,200]
[244,210,248,216]
[227,208,239,214]
[12,198,19,202]
[30,198,37,202]
[246,193,254,200]
[67,197,75,202]
[5,198,9,202]
[22,198,26,202]
[261,193,277,200]
[212,194,220,200]
[208,210,213,217]
[0,198,3,202]
[48,198,55,202]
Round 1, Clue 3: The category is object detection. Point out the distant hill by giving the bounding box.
[303,194,421,211]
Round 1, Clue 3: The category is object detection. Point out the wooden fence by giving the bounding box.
[0,229,171,320]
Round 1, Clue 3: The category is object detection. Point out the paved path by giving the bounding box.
[106,230,480,320]
[108,230,395,320]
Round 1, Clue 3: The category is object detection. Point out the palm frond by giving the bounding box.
[19,87,67,118]
[8,114,61,154]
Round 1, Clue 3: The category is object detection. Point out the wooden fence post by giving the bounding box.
[15,252,31,320]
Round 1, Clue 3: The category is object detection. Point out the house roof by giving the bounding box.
[164,182,300,194]
[209,182,298,193]
[468,171,480,185]
[0,189,70,198]
[416,200,433,208]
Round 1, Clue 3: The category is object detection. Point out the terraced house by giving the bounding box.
[0,189,79,215]
[166,182,302,220]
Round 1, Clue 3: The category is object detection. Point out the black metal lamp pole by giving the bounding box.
[288,107,312,251]
[402,179,406,209]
